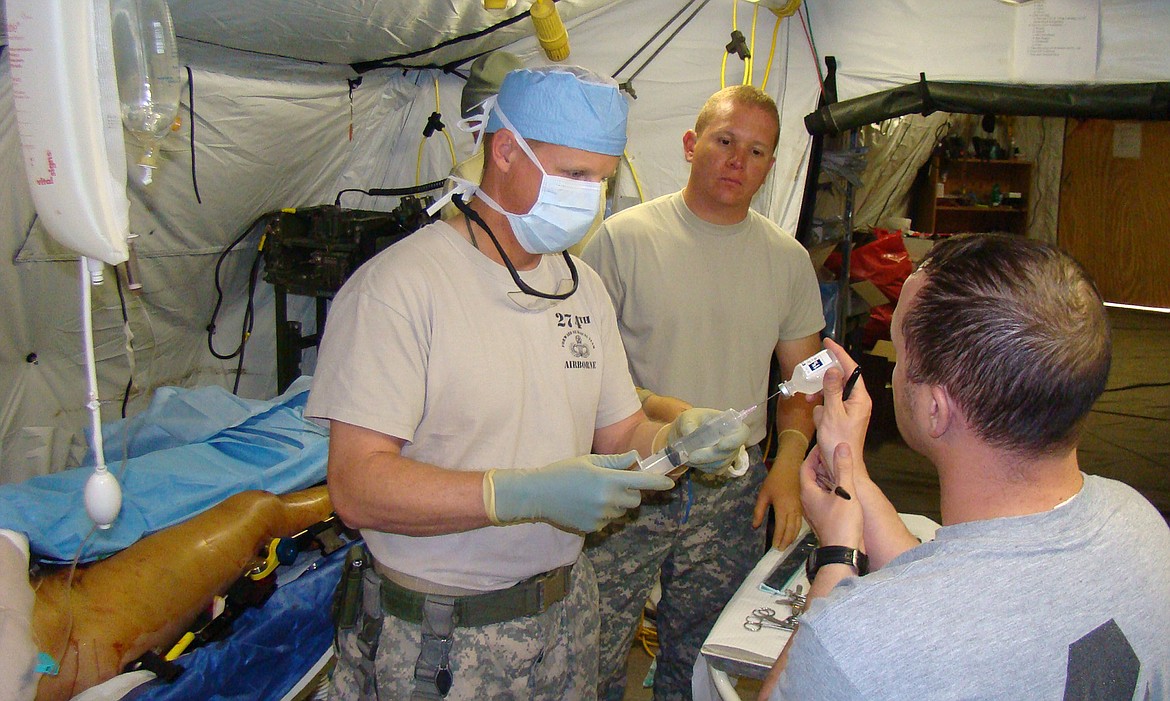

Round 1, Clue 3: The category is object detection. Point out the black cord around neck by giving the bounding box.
[451,194,578,301]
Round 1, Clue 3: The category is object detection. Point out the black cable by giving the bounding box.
[185,66,202,204]
[611,0,702,79]
[619,0,714,90]
[1029,117,1047,232]
[231,245,265,395]
[350,7,536,74]
[114,267,132,418]
[207,215,266,361]
[334,181,446,207]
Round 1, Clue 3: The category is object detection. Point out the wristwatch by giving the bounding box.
[805,545,868,581]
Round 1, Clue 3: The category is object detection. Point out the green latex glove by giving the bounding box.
[666,408,751,474]
[484,452,674,533]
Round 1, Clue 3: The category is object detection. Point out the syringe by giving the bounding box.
[638,398,776,475]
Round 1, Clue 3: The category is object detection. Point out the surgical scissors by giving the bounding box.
[743,606,799,632]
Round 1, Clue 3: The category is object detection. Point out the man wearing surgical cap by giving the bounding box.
[307,66,746,700]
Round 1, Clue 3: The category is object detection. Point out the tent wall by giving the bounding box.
[0,0,821,484]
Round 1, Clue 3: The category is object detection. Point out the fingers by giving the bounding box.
[752,491,769,529]
[592,450,641,471]
[604,465,674,492]
[772,511,802,549]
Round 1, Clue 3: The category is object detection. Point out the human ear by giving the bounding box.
[490,129,519,172]
[927,384,953,438]
[682,130,697,162]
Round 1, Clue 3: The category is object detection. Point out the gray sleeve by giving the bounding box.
[772,626,865,701]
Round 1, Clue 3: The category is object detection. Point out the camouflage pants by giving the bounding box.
[329,554,600,701]
[585,448,766,701]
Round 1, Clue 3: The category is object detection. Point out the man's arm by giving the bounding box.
[329,419,675,537]
[754,333,821,549]
[817,338,920,568]
[760,441,865,698]
[327,420,492,536]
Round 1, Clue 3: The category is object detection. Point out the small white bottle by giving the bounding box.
[778,349,842,399]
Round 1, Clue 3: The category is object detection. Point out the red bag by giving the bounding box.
[824,228,913,346]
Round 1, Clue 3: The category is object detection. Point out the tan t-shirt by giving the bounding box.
[307,221,640,590]
[582,191,824,446]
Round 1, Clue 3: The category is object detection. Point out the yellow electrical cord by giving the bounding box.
[622,149,646,204]
[760,10,782,90]
[416,74,458,187]
[637,609,660,657]
[745,2,758,86]
[723,0,791,91]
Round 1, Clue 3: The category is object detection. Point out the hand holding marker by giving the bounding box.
[815,365,862,500]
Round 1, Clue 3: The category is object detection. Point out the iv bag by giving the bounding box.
[7,0,131,266]
[111,0,182,185]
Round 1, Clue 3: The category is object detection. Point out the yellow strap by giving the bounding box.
[248,538,281,580]
[164,631,195,662]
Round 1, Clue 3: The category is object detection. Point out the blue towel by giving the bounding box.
[0,377,329,563]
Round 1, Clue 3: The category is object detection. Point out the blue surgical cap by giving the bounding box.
[485,66,628,156]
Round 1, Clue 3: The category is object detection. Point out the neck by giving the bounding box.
[935,439,1084,525]
[681,187,749,226]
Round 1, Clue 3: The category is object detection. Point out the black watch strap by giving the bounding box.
[806,545,868,581]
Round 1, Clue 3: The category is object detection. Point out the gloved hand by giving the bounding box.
[661,408,751,475]
[484,452,674,533]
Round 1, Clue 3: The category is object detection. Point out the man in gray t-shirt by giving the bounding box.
[762,234,1170,700]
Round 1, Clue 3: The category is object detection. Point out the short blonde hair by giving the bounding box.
[694,85,780,151]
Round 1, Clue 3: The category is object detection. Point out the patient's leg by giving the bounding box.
[31,485,332,701]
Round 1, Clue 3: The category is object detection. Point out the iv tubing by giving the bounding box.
[80,256,107,473]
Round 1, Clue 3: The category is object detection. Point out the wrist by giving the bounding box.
[805,545,868,582]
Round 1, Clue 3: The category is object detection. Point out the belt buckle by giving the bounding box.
[536,567,568,611]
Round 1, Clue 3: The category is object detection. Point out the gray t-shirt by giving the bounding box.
[774,474,1170,700]
[582,191,824,445]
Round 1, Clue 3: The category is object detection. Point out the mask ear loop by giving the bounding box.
[451,194,578,302]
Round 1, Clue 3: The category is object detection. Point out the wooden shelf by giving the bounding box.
[911,156,1032,235]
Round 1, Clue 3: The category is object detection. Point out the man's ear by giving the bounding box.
[488,129,519,173]
[682,130,697,163]
[927,384,955,438]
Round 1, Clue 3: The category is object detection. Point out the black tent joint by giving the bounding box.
[725,30,750,60]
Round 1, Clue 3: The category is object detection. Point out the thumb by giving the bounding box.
[833,442,856,488]
[590,450,641,471]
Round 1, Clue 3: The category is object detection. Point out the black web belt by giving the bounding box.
[379,562,573,628]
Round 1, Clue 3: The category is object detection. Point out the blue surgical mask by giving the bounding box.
[474,105,604,255]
